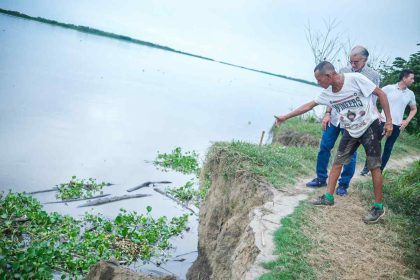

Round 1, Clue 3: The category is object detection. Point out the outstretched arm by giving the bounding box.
[372,87,393,137]
[274,101,318,127]
[400,105,417,131]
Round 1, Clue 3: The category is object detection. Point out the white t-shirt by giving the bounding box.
[314,73,377,138]
[328,66,381,127]
[380,83,417,125]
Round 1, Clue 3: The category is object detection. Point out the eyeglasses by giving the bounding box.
[350,60,362,65]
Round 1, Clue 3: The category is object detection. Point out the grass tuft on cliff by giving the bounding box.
[203,117,420,190]
[205,140,318,188]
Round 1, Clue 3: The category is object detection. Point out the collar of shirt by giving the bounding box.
[396,83,407,91]
[351,66,365,73]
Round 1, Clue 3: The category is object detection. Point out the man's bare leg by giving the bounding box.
[327,164,343,195]
[370,167,383,202]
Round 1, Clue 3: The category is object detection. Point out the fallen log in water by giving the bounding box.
[153,188,197,215]
[44,194,111,204]
[28,187,59,195]
[78,193,151,207]
[126,181,172,192]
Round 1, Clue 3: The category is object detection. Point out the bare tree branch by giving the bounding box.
[304,18,343,65]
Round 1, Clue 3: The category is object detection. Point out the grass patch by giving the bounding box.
[205,140,318,188]
[354,160,420,272]
[258,203,315,280]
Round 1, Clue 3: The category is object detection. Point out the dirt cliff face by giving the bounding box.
[186,151,273,280]
[272,129,319,147]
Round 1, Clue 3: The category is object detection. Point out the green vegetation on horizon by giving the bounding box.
[0,8,317,87]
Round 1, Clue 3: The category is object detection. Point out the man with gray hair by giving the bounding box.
[275,61,392,224]
[306,46,380,196]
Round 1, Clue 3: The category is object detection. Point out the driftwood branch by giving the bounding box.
[153,188,197,215]
[78,194,151,207]
[126,181,171,192]
[44,194,111,204]
[174,250,198,258]
[28,187,58,195]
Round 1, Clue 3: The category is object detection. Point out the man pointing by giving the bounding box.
[275,61,393,224]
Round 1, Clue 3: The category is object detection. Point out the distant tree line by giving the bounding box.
[0,8,317,87]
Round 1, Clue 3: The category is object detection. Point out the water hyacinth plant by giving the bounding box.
[0,192,189,279]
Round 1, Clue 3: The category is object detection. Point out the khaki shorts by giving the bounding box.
[334,119,382,170]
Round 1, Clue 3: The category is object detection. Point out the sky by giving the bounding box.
[1,0,419,81]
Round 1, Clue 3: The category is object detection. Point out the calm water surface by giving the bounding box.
[0,14,321,278]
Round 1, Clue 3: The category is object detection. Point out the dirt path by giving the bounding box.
[245,153,420,279]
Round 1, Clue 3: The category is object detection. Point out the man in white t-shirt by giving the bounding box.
[274,61,393,224]
[306,46,380,197]
[360,69,417,172]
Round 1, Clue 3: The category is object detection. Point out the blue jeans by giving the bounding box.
[316,124,357,187]
[381,124,400,170]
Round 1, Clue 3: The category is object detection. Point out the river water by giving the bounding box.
[0,13,321,278]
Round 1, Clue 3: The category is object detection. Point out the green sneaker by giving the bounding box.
[310,194,334,206]
[363,206,385,224]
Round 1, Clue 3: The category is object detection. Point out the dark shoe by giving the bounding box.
[363,206,385,224]
[310,194,334,206]
[306,178,327,188]
[336,185,348,196]
[360,167,370,176]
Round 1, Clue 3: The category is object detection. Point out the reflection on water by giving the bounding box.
[0,14,321,278]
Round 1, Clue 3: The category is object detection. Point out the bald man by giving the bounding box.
[306,46,380,196]
[275,61,392,224]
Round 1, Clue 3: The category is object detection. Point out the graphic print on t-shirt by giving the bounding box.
[314,73,378,138]
[329,92,371,131]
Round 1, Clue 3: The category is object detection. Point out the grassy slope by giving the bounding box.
[258,160,420,279]
[354,161,420,272]
[256,118,420,279]
[203,117,419,279]
[205,141,317,189]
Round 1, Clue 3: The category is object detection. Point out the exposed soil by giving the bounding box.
[272,129,319,147]
[244,180,310,279]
